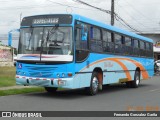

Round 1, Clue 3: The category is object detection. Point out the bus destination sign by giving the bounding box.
[21,14,72,26]
[32,18,59,25]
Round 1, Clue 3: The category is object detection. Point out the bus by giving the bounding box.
[16,14,154,95]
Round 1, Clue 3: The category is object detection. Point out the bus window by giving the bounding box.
[102,30,113,52]
[75,22,89,62]
[146,42,150,50]
[139,41,146,57]
[81,24,88,41]
[76,23,89,50]
[103,30,112,42]
[90,27,101,40]
[114,33,123,54]
[115,34,122,44]
[140,41,145,50]
[134,39,139,48]
[90,27,102,52]
[124,37,132,55]
[125,37,132,46]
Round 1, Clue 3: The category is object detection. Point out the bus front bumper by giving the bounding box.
[16,75,74,89]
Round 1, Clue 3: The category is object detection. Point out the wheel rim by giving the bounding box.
[92,77,99,92]
[136,75,140,86]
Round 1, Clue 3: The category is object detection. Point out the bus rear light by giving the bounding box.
[68,73,72,77]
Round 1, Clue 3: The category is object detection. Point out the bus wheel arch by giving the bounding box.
[85,67,103,96]
[135,67,141,82]
[93,68,103,89]
[126,67,141,88]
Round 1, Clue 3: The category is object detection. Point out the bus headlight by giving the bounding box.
[62,73,65,78]
[57,74,60,78]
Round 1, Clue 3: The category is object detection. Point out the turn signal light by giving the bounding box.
[68,73,72,77]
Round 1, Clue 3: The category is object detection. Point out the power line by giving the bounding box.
[72,0,140,32]
[115,2,148,29]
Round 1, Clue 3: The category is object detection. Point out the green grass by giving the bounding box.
[0,87,45,96]
[0,67,16,87]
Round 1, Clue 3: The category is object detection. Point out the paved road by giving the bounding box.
[0,76,160,112]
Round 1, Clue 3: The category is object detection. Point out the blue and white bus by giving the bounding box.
[16,14,154,95]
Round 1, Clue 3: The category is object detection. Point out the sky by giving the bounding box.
[1,0,160,34]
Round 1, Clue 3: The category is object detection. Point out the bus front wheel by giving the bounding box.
[85,72,99,96]
[44,87,57,93]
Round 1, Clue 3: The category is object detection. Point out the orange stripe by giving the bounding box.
[107,58,132,80]
[117,58,149,79]
[80,58,132,80]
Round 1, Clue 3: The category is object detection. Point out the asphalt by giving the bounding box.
[0,76,160,119]
[0,76,160,110]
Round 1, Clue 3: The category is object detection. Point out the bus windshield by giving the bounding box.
[18,26,72,55]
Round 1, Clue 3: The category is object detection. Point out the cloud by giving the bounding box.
[0,0,160,33]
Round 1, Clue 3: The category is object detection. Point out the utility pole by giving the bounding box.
[20,13,22,26]
[111,0,114,26]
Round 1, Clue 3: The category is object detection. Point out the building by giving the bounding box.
[0,45,14,66]
[0,33,19,49]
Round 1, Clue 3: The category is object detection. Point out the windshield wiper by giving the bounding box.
[40,27,45,61]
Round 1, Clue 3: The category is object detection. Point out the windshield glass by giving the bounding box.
[18,27,72,55]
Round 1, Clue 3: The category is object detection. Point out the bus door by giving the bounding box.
[75,22,89,63]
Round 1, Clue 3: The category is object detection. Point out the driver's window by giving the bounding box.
[76,22,89,50]
[75,21,90,62]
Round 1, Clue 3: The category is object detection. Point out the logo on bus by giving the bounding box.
[38,73,42,77]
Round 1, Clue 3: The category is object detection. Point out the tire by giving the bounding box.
[130,71,140,88]
[126,82,131,88]
[85,72,99,96]
[44,87,57,93]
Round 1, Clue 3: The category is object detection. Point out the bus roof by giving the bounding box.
[72,14,153,43]
[21,14,153,43]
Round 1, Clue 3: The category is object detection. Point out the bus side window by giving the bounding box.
[76,23,89,50]
[90,27,102,52]
[102,30,113,53]
[139,41,146,57]
[114,33,123,54]
[146,42,150,57]
[133,39,140,56]
[75,22,90,62]
[125,37,132,55]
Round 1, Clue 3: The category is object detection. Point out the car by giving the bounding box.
[154,60,160,72]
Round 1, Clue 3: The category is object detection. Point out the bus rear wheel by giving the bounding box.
[131,71,140,88]
[44,87,57,93]
[126,71,140,88]
[85,72,99,96]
